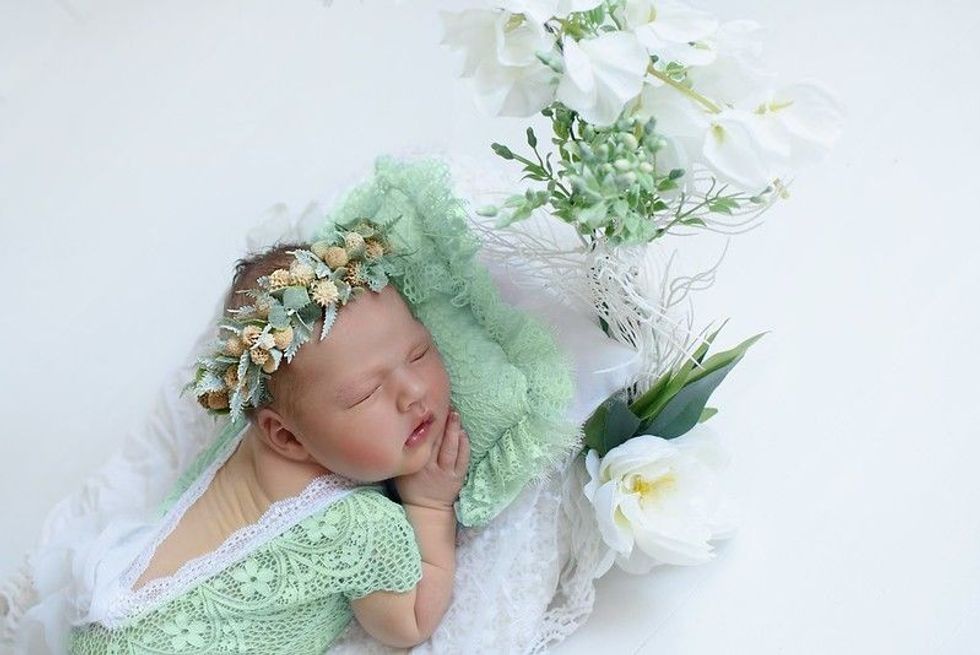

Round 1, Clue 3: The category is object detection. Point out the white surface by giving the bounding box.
[2,1,979,653]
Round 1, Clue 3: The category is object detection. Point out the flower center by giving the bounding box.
[629,472,676,503]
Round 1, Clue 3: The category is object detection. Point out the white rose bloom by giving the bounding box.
[618,0,718,67]
[583,427,737,576]
[556,31,649,126]
[440,9,558,116]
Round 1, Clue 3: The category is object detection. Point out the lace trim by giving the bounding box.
[102,424,367,628]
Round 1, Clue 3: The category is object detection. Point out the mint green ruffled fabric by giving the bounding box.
[319,155,580,527]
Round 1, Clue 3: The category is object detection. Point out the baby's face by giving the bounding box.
[279,285,452,483]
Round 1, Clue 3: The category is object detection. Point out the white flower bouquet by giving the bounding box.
[440,0,843,576]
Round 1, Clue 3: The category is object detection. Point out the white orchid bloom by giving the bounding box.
[440,9,559,116]
[631,81,710,183]
[499,0,605,23]
[619,0,718,67]
[685,19,776,106]
[701,108,786,192]
[702,80,845,191]
[584,428,737,576]
[737,81,846,169]
[556,31,649,126]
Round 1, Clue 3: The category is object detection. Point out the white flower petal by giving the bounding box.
[702,109,781,191]
[439,9,498,78]
[556,32,649,126]
[592,481,635,554]
[494,12,553,68]
[473,59,558,116]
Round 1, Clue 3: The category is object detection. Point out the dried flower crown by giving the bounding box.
[186,216,403,421]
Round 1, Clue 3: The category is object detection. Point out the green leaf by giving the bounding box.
[687,330,767,385]
[698,407,718,423]
[268,303,290,329]
[629,369,673,417]
[319,303,338,340]
[282,286,311,311]
[639,355,741,438]
[583,393,643,457]
[526,127,537,148]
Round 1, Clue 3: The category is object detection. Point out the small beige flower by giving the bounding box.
[311,279,339,307]
[224,335,245,357]
[207,390,229,410]
[223,367,239,390]
[365,240,385,260]
[255,333,276,351]
[323,246,348,269]
[268,268,292,290]
[289,262,315,286]
[344,232,365,254]
[273,327,293,350]
[344,262,364,286]
[249,348,270,366]
[262,355,280,374]
[311,240,332,260]
[241,325,262,347]
[254,297,272,319]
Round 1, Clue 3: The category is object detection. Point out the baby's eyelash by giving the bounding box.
[412,346,430,361]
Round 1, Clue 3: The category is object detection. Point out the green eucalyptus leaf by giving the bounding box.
[282,286,311,311]
[268,304,290,329]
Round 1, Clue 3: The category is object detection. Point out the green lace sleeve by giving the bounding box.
[339,488,423,601]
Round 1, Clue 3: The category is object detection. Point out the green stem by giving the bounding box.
[647,64,722,114]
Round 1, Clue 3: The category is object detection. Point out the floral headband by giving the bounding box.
[186,217,402,421]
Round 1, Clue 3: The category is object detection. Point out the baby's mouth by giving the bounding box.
[407,411,434,443]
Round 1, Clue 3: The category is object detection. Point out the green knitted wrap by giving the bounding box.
[320,155,580,527]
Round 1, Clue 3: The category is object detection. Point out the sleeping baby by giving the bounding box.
[65,224,471,653]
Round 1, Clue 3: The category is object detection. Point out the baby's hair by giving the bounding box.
[226,242,317,421]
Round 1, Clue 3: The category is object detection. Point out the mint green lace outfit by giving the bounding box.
[68,418,423,654]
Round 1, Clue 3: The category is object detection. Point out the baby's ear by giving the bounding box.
[254,407,311,463]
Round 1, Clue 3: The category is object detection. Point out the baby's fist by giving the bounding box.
[393,409,470,511]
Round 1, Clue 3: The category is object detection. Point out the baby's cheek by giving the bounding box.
[337,436,396,476]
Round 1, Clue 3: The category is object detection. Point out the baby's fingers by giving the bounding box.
[455,429,469,477]
[438,411,460,469]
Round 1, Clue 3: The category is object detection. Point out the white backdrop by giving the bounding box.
[2,1,979,653]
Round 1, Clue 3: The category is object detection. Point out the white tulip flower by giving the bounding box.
[618,0,718,67]
[583,428,737,576]
[440,9,559,116]
[556,31,649,126]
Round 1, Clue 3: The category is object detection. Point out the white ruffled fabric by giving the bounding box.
[0,153,642,655]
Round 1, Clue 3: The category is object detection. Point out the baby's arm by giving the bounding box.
[350,410,469,648]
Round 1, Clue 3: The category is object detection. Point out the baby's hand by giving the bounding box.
[393,409,469,511]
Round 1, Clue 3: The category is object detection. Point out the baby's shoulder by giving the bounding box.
[285,484,405,545]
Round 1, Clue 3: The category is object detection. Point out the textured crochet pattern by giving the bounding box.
[69,483,421,654]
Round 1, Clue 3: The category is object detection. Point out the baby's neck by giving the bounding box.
[236,426,330,511]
